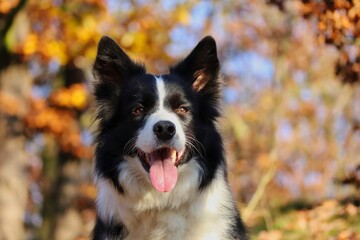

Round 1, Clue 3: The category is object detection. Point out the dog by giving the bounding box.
[91,36,248,240]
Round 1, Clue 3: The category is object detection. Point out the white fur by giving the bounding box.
[95,158,236,240]
[156,76,166,110]
[135,76,186,153]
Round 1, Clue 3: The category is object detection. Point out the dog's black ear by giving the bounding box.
[92,36,145,122]
[93,36,145,101]
[170,36,220,93]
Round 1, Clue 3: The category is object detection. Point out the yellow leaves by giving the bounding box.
[120,32,148,53]
[24,98,91,158]
[299,0,360,51]
[339,15,351,29]
[24,99,73,135]
[22,33,38,55]
[24,84,90,158]
[76,15,98,43]
[59,130,92,159]
[348,0,360,19]
[316,9,353,32]
[84,46,97,60]
[176,6,191,25]
[16,0,108,65]
[318,21,326,31]
[121,32,150,56]
[42,40,68,64]
[19,0,187,72]
[331,11,352,30]
[49,84,89,110]
[299,0,360,60]
[121,32,135,48]
[20,35,68,64]
[0,0,19,13]
[71,87,87,109]
[334,0,352,9]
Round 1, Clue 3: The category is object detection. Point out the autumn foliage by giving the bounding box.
[1,0,360,240]
[270,0,360,84]
[24,93,91,158]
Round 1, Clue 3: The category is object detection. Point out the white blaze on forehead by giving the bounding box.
[135,75,186,153]
[155,76,166,110]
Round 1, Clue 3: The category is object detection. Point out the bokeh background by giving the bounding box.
[1,0,360,239]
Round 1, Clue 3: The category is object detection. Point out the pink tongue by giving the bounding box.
[149,151,178,192]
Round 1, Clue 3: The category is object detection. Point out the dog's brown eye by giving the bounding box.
[175,106,188,115]
[132,106,144,116]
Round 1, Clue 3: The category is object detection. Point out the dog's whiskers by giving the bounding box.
[123,136,137,155]
[186,133,205,158]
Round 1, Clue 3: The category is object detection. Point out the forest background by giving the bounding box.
[1,0,360,239]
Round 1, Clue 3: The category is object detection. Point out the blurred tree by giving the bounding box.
[0,1,30,239]
[267,0,360,197]
[188,0,360,224]
[268,0,360,84]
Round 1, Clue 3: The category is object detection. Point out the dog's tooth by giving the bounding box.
[171,149,176,163]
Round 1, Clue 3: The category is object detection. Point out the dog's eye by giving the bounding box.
[175,106,189,115]
[132,106,144,116]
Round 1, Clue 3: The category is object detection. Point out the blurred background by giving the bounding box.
[0,0,360,239]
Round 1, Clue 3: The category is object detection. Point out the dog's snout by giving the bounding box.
[153,121,176,141]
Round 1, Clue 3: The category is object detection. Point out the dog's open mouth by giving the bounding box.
[137,147,183,192]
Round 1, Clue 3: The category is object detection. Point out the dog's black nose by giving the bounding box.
[153,121,176,141]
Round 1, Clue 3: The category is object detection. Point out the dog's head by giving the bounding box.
[93,36,220,192]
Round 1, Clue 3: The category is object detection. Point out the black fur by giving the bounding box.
[92,218,127,240]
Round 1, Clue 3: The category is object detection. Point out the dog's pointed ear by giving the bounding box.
[170,36,220,93]
[92,36,145,122]
[92,36,145,101]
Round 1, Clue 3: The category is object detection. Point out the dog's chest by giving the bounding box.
[119,170,232,240]
[124,207,188,240]
[123,202,228,240]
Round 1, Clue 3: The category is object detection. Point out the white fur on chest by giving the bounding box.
[95,157,235,240]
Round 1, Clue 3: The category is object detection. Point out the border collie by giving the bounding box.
[91,36,248,240]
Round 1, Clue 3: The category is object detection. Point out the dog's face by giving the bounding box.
[93,36,220,193]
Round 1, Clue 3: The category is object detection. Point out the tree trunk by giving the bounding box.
[0,64,31,240]
[0,3,30,238]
